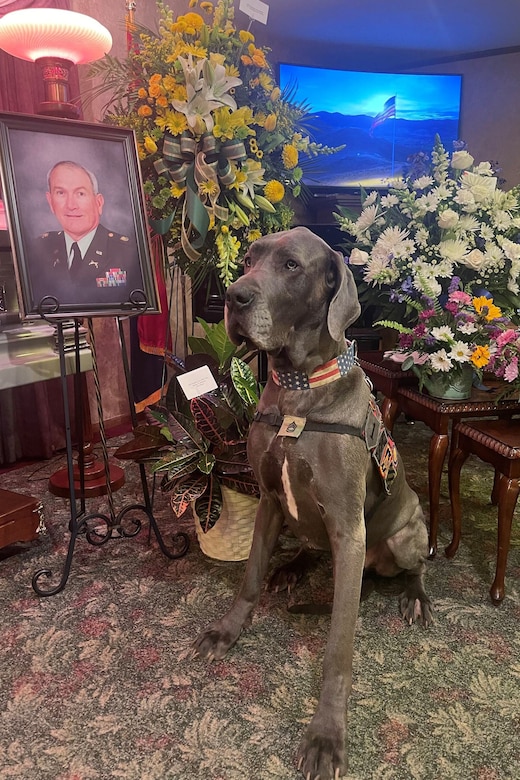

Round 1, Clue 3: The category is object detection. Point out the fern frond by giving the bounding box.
[374,320,413,335]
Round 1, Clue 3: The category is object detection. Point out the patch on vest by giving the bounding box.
[363,396,398,494]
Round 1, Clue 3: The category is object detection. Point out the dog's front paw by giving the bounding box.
[191,622,241,661]
[297,724,346,780]
[399,592,434,627]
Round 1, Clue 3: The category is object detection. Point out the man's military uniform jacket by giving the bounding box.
[30,224,143,308]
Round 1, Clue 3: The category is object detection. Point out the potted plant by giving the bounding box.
[116,318,261,560]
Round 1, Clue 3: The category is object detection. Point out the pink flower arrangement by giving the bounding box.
[381,277,511,391]
[486,327,520,390]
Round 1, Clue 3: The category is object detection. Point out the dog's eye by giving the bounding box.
[285,259,298,271]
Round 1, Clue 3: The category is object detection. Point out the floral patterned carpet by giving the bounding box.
[1,417,519,780]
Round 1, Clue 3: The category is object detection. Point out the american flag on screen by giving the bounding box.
[369,96,396,135]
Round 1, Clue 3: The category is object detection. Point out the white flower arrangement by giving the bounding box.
[335,135,520,319]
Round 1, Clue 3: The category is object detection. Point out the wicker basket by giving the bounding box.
[193,485,258,561]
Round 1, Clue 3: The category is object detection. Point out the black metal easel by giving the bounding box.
[31,302,189,597]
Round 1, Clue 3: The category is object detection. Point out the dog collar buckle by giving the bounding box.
[277,415,307,438]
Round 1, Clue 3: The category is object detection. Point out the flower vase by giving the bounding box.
[423,365,474,401]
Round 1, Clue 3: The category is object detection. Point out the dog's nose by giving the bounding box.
[226,285,254,309]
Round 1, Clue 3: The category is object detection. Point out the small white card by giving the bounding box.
[177,365,218,400]
[239,0,269,25]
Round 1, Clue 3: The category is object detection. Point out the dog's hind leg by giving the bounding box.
[267,547,322,593]
[191,496,284,661]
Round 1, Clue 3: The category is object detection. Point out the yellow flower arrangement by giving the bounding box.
[89,0,340,288]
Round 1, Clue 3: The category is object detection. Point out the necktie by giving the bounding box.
[70,242,81,274]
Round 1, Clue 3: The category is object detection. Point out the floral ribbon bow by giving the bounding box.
[154,131,247,262]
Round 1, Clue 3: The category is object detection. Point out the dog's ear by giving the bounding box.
[327,249,361,340]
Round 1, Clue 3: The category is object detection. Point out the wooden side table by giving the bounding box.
[357,350,416,429]
[448,419,520,604]
[392,386,520,557]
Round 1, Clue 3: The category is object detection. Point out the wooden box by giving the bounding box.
[0,488,44,549]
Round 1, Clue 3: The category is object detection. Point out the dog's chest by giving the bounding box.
[255,434,330,550]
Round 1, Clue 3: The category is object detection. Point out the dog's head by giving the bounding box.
[225,227,361,369]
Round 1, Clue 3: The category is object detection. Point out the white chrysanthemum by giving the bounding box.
[363,191,378,207]
[374,225,411,256]
[414,226,430,247]
[492,210,514,231]
[354,204,379,234]
[480,224,495,241]
[380,193,399,207]
[498,236,520,261]
[415,192,441,214]
[454,189,477,212]
[457,215,480,233]
[412,176,434,190]
[449,341,473,363]
[363,254,398,284]
[429,349,453,372]
[439,238,469,262]
[431,325,454,342]
[483,243,505,268]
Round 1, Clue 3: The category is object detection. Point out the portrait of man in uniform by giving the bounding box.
[30,160,143,309]
[0,114,158,319]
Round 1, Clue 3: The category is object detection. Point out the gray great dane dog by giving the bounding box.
[191,226,432,780]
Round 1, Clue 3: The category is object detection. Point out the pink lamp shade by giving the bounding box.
[0,8,112,64]
[0,8,112,119]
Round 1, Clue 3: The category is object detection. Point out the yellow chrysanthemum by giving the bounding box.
[239,30,255,44]
[162,75,177,92]
[471,345,491,368]
[170,183,186,199]
[199,179,219,198]
[264,180,285,203]
[247,229,262,242]
[172,12,204,35]
[258,72,274,93]
[472,296,502,321]
[144,136,158,154]
[138,105,153,117]
[282,144,299,169]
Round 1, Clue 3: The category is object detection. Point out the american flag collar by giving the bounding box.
[272,341,357,390]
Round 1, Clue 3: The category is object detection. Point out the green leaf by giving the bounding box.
[230,357,260,407]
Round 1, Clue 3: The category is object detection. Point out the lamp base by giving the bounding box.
[36,56,79,120]
[38,100,79,119]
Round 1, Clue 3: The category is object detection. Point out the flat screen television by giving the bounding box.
[279,63,462,190]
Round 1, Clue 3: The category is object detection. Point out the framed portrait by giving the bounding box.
[0,112,160,319]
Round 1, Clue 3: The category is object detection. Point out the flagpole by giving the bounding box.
[391,99,396,180]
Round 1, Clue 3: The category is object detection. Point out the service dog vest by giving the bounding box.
[253,344,399,494]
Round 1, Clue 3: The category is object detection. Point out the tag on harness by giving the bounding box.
[277,415,306,438]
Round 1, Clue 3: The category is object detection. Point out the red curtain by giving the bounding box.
[0,0,79,464]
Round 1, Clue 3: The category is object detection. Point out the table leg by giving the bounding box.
[428,432,449,557]
[446,446,469,558]
[490,474,519,605]
[381,396,400,432]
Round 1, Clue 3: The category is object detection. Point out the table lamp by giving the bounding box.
[0,8,112,118]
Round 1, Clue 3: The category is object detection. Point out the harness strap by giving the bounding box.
[253,411,364,438]
[253,395,399,495]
